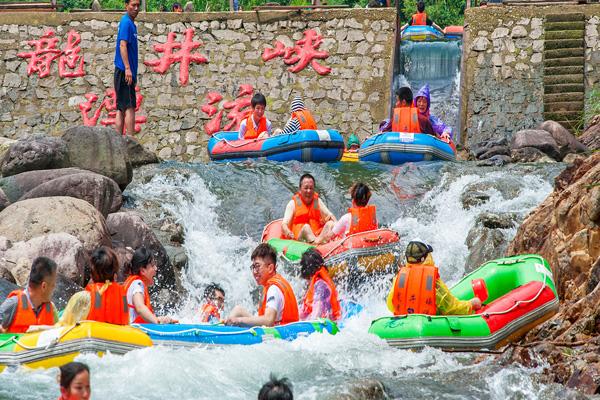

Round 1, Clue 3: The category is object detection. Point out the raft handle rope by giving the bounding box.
[132,324,259,337]
[214,131,296,149]
[481,272,548,318]
[3,322,81,351]
[321,228,394,259]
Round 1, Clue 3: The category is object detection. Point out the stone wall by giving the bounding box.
[462,5,600,147]
[0,10,395,161]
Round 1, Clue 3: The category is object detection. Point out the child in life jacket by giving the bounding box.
[199,283,225,323]
[238,93,272,140]
[331,182,378,238]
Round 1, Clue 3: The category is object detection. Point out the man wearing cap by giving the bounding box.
[387,241,482,316]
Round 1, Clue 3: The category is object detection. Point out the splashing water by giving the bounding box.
[0,160,574,399]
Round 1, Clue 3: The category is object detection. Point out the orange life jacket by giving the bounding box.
[6,290,56,333]
[301,267,342,321]
[244,114,268,139]
[85,282,129,325]
[291,109,317,130]
[392,107,421,133]
[123,275,154,324]
[412,12,427,26]
[348,205,378,235]
[258,273,299,325]
[391,264,439,315]
[290,192,323,239]
[200,303,221,323]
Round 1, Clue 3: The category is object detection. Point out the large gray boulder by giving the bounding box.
[0,168,86,204]
[0,135,70,178]
[0,197,111,253]
[0,233,89,285]
[465,212,517,273]
[511,147,556,163]
[0,138,16,163]
[106,211,175,291]
[469,137,510,160]
[62,126,133,190]
[125,136,159,167]
[539,120,588,158]
[53,274,83,310]
[20,172,122,217]
[511,129,562,161]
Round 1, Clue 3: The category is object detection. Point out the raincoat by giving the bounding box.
[386,254,474,315]
[413,84,453,139]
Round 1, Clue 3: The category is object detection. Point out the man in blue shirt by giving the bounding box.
[114,0,140,136]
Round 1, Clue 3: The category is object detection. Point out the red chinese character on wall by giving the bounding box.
[262,30,331,76]
[18,29,85,78]
[200,84,254,135]
[144,28,208,86]
[78,86,147,133]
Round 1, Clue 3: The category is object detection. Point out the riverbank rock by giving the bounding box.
[62,126,133,190]
[0,135,70,177]
[0,168,86,204]
[327,379,389,400]
[511,129,561,161]
[539,120,588,159]
[106,211,176,293]
[511,146,557,163]
[0,138,16,162]
[469,137,510,160]
[506,152,600,394]
[579,118,600,151]
[53,273,83,310]
[465,212,517,272]
[0,278,18,301]
[125,136,159,167]
[0,196,111,253]
[19,172,122,217]
[0,233,88,285]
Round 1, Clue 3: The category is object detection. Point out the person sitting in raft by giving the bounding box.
[124,247,175,324]
[59,247,129,326]
[281,173,337,245]
[0,257,58,333]
[199,282,225,323]
[414,84,452,143]
[392,87,435,135]
[299,249,341,321]
[346,134,361,152]
[332,182,378,239]
[59,362,91,400]
[225,243,298,327]
[279,95,318,135]
[400,1,443,33]
[238,93,272,140]
[387,241,482,316]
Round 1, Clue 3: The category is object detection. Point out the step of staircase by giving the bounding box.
[544,83,585,94]
[544,56,585,67]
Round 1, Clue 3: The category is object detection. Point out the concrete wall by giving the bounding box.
[0,10,396,161]
[461,5,600,147]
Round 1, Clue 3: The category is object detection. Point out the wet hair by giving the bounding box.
[90,247,119,283]
[350,182,371,207]
[300,249,325,280]
[251,93,267,108]
[299,173,315,188]
[29,257,57,288]
[59,362,89,389]
[251,243,277,266]
[417,1,425,12]
[396,87,413,105]
[258,374,293,400]
[130,247,154,275]
[172,2,181,10]
[203,283,225,300]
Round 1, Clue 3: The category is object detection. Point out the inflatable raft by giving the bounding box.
[263,219,401,277]
[369,254,559,351]
[0,321,152,371]
[402,26,444,42]
[443,25,464,40]
[134,319,338,347]
[208,130,344,162]
[359,132,456,164]
[340,150,359,162]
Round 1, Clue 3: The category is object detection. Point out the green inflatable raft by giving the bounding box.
[369,254,559,350]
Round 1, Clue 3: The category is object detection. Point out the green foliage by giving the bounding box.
[585,87,600,126]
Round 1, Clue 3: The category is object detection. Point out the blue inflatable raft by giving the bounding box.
[208,129,344,162]
[133,319,338,347]
[359,132,456,164]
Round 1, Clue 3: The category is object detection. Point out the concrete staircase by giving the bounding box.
[543,13,585,131]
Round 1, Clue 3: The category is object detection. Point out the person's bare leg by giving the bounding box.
[115,110,125,135]
[314,220,335,244]
[124,107,135,136]
[298,224,317,243]
[228,305,252,318]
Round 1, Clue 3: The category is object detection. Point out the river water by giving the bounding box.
[1,160,584,400]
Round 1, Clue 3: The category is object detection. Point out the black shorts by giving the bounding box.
[114,68,136,111]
